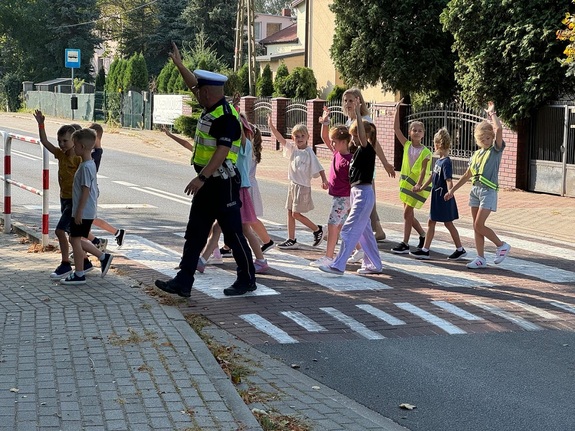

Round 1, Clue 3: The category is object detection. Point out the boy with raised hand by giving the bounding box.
[61,128,113,285]
[33,110,86,279]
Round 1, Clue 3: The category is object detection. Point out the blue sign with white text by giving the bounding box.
[65,49,81,69]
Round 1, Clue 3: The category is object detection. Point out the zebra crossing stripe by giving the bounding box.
[456,226,575,262]
[264,249,393,291]
[394,303,467,335]
[280,311,327,332]
[320,307,385,340]
[468,300,543,331]
[356,304,406,325]
[431,301,484,321]
[548,301,575,315]
[509,300,561,320]
[239,314,298,344]
[116,236,280,298]
[385,230,575,284]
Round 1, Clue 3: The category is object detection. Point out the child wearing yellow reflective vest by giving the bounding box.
[391,99,432,254]
[445,102,511,269]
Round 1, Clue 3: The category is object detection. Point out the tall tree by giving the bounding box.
[0,0,100,109]
[181,0,237,66]
[330,0,456,103]
[255,0,290,15]
[441,0,575,127]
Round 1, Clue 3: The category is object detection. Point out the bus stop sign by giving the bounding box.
[65,49,81,69]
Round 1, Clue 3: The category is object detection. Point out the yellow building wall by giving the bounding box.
[259,54,305,78]
[308,0,396,103]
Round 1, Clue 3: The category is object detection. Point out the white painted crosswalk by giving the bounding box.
[237,298,572,343]
[110,229,575,343]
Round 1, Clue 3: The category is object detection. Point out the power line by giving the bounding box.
[56,0,159,29]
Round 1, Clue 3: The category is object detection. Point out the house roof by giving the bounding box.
[256,49,305,62]
[259,23,298,45]
[35,78,72,86]
[290,0,305,7]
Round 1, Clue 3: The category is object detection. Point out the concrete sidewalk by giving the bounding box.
[0,231,262,431]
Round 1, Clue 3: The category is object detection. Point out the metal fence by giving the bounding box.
[405,102,485,175]
[284,98,308,136]
[253,97,272,135]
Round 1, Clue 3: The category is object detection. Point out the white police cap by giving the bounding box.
[194,69,228,87]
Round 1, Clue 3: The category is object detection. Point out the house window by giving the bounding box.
[255,22,261,40]
[266,23,281,37]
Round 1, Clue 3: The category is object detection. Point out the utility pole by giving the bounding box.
[234,0,256,95]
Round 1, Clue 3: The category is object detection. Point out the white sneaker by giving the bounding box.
[357,267,383,274]
[207,255,224,265]
[466,257,487,269]
[494,242,511,264]
[309,256,333,267]
[347,249,364,263]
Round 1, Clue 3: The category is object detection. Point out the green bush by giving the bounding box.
[95,68,106,91]
[256,64,274,97]
[281,67,318,99]
[273,62,289,96]
[173,111,201,137]
[123,53,149,92]
[327,85,347,102]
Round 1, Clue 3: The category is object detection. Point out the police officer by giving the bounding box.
[155,42,256,297]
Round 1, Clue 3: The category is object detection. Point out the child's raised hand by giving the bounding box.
[169,41,182,64]
[267,113,273,127]
[33,109,45,124]
[319,106,330,124]
[485,101,496,117]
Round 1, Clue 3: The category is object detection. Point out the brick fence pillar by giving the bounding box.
[307,98,326,151]
[371,102,399,169]
[271,97,289,150]
[240,96,256,123]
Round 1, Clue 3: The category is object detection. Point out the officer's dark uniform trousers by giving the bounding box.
[174,169,255,294]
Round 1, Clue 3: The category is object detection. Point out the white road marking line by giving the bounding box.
[131,187,191,205]
[385,230,575,284]
[265,249,393,291]
[431,301,484,321]
[240,314,298,344]
[356,304,406,325]
[320,307,385,340]
[382,251,494,288]
[113,181,139,187]
[509,300,561,320]
[455,226,575,262]
[468,300,543,331]
[280,311,327,332]
[548,301,575,315]
[395,302,467,335]
[200,231,390,291]
[98,204,157,209]
[116,236,279,299]
[143,186,191,200]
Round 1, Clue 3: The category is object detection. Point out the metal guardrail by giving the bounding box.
[1,131,50,246]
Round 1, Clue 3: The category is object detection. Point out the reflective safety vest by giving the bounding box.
[470,146,498,190]
[193,103,241,167]
[399,141,432,209]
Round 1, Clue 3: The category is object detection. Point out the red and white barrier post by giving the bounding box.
[2,131,11,234]
[1,131,50,247]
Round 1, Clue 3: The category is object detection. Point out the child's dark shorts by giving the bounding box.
[56,198,73,233]
[69,219,94,238]
[92,148,103,172]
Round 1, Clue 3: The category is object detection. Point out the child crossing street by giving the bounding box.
[268,114,328,249]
